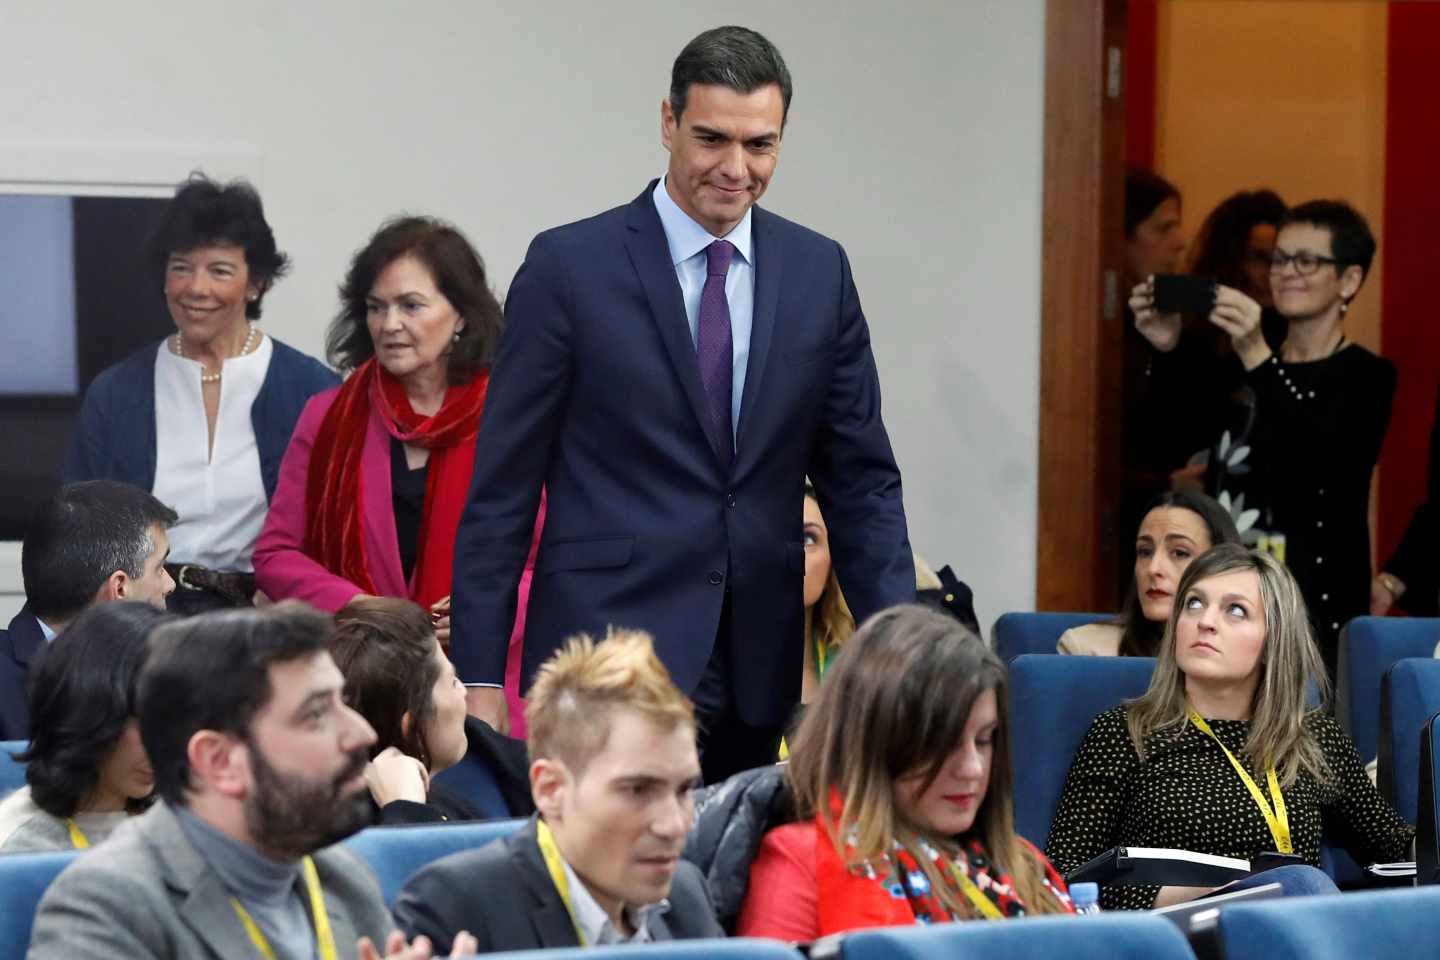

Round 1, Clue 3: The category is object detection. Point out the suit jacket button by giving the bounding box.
[707,571,724,585]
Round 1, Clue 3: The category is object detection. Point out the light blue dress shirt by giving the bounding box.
[651,177,754,442]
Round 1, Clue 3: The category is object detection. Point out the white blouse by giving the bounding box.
[152,335,273,572]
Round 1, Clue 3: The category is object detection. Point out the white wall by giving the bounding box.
[0,0,1046,630]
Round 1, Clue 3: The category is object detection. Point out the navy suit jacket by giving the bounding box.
[0,605,45,741]
[452,182,913,725]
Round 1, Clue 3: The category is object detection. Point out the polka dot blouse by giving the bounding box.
[1043,705,1414,911]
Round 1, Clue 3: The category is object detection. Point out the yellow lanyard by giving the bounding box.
[536,819,586,945]
[948,861,1004,920]
[230,856,337,960]
[1188,710,1292,854]
[65,819,90,849]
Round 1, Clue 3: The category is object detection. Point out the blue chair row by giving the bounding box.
[1214,886,1440,959]
[1378,657,1440,824]
[992,612,1107,661]
[1338,617,1440,763]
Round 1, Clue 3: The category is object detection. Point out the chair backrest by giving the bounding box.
[992,612,1110,661]
[431,751,511,818]
[0,740,27,798]
[341,818,525,907]
[1007,655,1156,845]
[1377,658,1440,823]
[1336,617,1440,762]
[1419,710,1440,886]
[1215,887,1440,959]
[472,940,804,960]
[0,850,79,956]
[834,913,1195,960]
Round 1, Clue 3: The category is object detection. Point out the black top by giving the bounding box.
[1222,345,1396,670]
[390,438,429,583]
[1385,382,1440,616]
[1045,705,1414,911]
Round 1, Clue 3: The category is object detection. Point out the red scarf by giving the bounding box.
[305,358,487,609]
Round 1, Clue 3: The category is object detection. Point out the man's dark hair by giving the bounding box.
[149,172,290,319]
[138,602,334,806]
[21,481,178,623]
[1279,198,1377,286]
[670,26,793,127]
[20,603,172,818]
[1125,167,1181,237]
[326,216,504,386]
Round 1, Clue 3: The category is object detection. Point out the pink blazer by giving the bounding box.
[254,387,543,729]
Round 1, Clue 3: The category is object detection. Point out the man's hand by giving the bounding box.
[365,747,430,807]
[466,686,511,735]
[358,931,479,959]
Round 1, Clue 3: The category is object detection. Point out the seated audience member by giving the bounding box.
[1132,201,1394,676]
[27,602,475,959]
[1187,188,1288,351]
[1060,490,1241,656]
[0,603,169,851]
[1372,381,1440,618]
[737,605,1074,940]
[801,484,854,703]
[0,480,177,740]
[332,597,532,822]
[1046,544,1412,910]
[393,629,723,952]
[65,174,337,615]
[253,216,541,734]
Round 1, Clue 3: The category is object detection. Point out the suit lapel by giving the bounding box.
[145,805,258,960]
[735,206,783,466]
[511,823,583,949]
[623,185,729,468]
[11,605,46,667]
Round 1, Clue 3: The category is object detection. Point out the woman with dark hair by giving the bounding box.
[255,217,541,733]
[1060,490,1242,657]
[0,603,170,852]
[1131,200,1394,674]
[1047,545,1411,909]
[332,597,507,823]
[736,605,1074,939]
[65,173,337,614]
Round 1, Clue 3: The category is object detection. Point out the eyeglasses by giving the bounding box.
[1269,250,1339,276]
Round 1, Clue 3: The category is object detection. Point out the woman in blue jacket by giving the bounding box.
[66,173,336,612]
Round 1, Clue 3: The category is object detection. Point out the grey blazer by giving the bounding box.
[27,802,392,960]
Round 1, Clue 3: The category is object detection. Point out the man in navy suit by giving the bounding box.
[452,25,913,782]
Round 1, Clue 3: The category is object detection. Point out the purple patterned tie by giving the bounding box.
[696,240,735,461]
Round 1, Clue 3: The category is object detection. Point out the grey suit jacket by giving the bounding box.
[27,802,392,960]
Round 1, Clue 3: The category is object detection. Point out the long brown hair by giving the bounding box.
[788,605,1067,917]
[1125,544,1331,788]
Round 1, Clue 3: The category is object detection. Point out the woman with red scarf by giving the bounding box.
[736,605,1074,938]
[255,217,541,733]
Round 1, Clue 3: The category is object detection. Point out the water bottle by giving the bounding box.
[1070,882,1102,915]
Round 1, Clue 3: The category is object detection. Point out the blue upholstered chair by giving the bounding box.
[1336,617,1440,763]
[465,941,803,960]
[431,752,511,818]
[0,851,79,957]
[829,913,1195,960]
[1418,710,1440,886]
[992,612,1110,661]
[1377,657,1440,823]
[1215,887,1440,959]
[342,817,526,907]
[0,740,26,798]
[1007,654,1156,845]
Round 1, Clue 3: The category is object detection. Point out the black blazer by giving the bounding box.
[393,818,723,954]
[451,182,913,726]
[0,605,45,741]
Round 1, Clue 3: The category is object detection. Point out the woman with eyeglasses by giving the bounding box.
[1130,200,1395,676]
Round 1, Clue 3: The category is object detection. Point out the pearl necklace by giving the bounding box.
[171,324,258,383]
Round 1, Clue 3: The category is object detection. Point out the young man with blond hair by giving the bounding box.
[394,629,722,952]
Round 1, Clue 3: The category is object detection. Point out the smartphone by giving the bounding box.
[1153,274,1216,315]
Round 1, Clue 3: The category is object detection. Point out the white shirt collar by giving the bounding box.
[651,176,753,268]
[559,854,669,945]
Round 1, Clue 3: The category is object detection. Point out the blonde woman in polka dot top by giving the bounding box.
[1045,544,1413,910]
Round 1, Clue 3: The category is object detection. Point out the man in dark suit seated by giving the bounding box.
[1,480,177,740]
[394,629,723,953]
[27,603,475,959]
